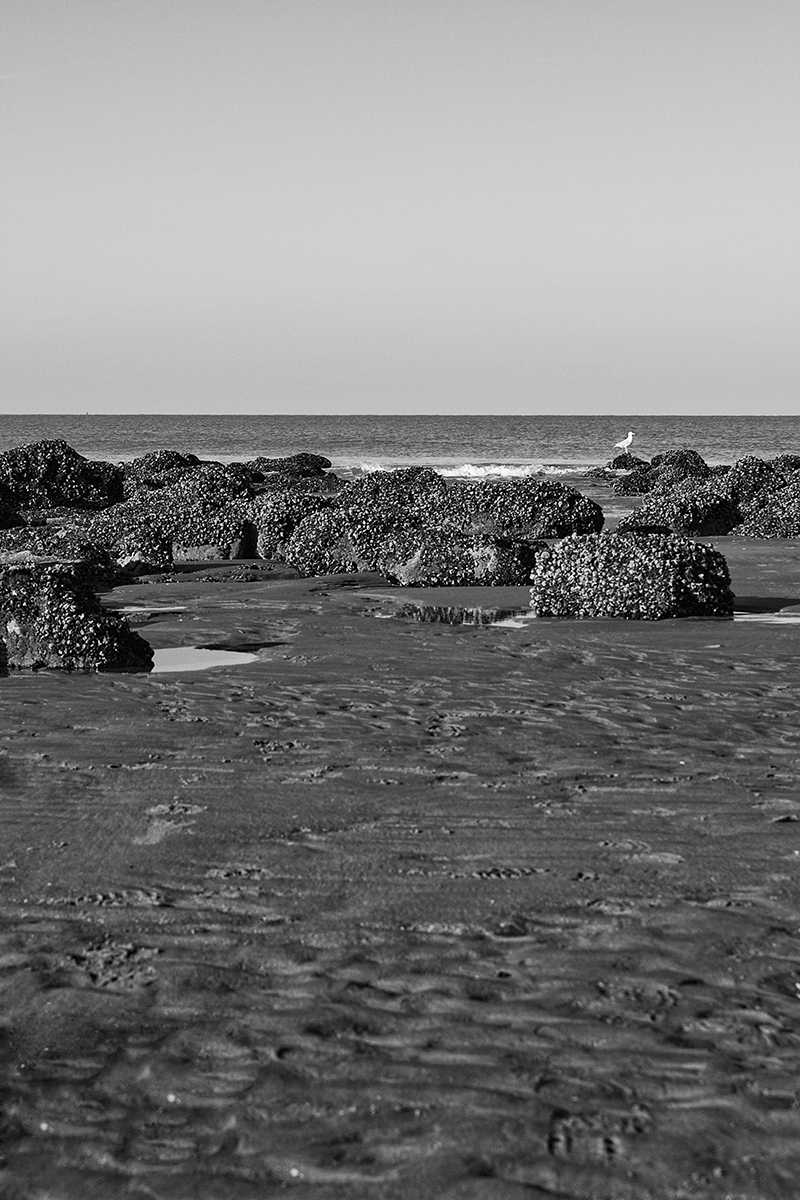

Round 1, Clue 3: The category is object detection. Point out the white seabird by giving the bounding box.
[614,430,634,455]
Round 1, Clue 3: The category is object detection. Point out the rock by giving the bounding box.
[248,453,333,478]
[341,469,450,566]
[0,524,115,586]
[121,450,202,497]
[0,558,153,671]
[438,479,604,541]
[248,493,331,559]
[283,510,363,576]
[732,474,800,538]
[0,440,123,510]
[607,453,649,470]
[376,529,547,587]
[113,526,174,574]
[617,479,741,536]
[612,449,711,496]
[528,531,734,619]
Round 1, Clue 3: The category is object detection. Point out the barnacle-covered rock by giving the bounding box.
[528,531,733,619]
[612,449,711,496]
[248,452,332,478]
[248,493,331,559]
[0,524,115,586]
[113,526,174,574]
[0,440,123,510]
[377,529,547,587]
[341,468,449,563]
[731,474,800,538]
[283,509,362,576]
[438,479,603,540]
[617,479,741,536]
[121,450,202,497]
[0,558,153,671]
[607,453,649,470]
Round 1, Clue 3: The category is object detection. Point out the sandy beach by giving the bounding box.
[1,533,798,1199]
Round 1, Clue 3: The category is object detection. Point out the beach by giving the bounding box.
[2,521,798,1199]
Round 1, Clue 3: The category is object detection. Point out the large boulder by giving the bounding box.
[121,450,202,497]
[438,479,603,541]
[528,531,734,620]
[248,452,332,478]
[340,468,450,565]
[0,558,153,671]
[732,474,800,538]
[248,493,331,559]
[0,500,24,530]
[283,509,362,576]
[0,440,123,511]
[617,479,741,536]
[613,449,711,496]
[0,524,115,586]
[376,529,547,587]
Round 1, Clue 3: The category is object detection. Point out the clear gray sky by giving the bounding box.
[1,0,798,415]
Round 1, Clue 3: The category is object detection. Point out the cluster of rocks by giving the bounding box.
[603,450,800,538]
[0,436,796,669]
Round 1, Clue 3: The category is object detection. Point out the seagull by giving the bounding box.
[614,430,634,455]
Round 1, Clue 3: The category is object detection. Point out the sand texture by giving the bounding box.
[1,540,799,1199]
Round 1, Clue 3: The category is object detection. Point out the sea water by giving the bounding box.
[2,413,798,479]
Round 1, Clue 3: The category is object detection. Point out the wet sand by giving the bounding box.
[1,539,799,1199]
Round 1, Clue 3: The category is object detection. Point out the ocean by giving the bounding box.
[2,413,798,479]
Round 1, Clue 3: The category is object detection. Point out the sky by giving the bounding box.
[1,0,798,416]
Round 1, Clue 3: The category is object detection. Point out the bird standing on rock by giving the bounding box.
[614,430,634,455]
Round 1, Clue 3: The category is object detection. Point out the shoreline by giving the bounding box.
[1,536,798,1197]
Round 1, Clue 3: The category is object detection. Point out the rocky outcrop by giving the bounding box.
[437,479,603,541]
[283,510,363,576]
[376,530,547,587]
[616,480,741,537]
[732,474,800,538]
[0,558,153,671]
[608,453,649,470]
[248,453,333,478]
[0,440,123,511]
[528,531,734,619]
[248,493,331,559]
[612,449,711,497]
[0,524,115,586]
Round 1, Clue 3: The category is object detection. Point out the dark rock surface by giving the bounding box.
[248,452,333,478]
[529,531,734,619]
[0,440,123,510]
[0,525,115,586]
[607,452,649,470]
[0,558,153,670]
[0,500,24,529]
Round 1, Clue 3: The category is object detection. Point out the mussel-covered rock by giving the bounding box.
[377,529,547,587]
[283,509,362,576]
[607,452,649,470]
[612,449,711,496]
[248,452,333,478]
[438,479,603,540]
[732,474,800,538]
[617,480,741,536]
[248,493,331,559]
[0,440,123,510]
[121,450,202,496]
[0,558,153,671]
[0,525,115,586]
[529,531,733,619]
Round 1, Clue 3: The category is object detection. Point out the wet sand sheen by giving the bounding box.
[0,539,798,1198]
